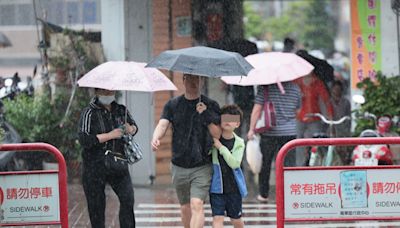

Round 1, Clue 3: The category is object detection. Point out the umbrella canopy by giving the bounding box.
[146,46,253,77]
[221,52,314,86]
[77,61,177,92]
[296,49,334,83]
[0,32,12,48]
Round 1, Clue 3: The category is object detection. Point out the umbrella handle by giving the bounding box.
[277,82,286,94]
[199,79,201,103]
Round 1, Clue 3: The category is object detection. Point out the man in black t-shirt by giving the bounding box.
[152,74,220,228]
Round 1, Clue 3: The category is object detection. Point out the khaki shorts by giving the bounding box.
[171,163,212,205]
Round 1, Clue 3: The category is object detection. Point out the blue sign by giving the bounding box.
[340,170,368,208]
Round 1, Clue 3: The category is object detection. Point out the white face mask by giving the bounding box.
[98,95,115,105]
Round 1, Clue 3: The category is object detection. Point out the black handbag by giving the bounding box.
[122,134,143,164]
[104,150,128,173]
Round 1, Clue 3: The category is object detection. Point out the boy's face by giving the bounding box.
[221,114,240,131]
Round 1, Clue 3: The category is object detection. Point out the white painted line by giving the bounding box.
[71,210,85,228]
[135,209,276,214]
[136,221,400,228]
[284,221,400,227]
[68,203,80,217]
[137,203,276,209]
[139,226,274,228]
[135,216,276,222]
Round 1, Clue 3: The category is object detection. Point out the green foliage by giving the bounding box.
[243,2,267,39]
[264,15,293,41]
[0,127,5,142]
[48,55,70,72]
[354,73,400,135]
[302,0,335,53]
[245,0,335,54]
[3,94,57,143]
[264,1,309,41]
[3,89,90,160]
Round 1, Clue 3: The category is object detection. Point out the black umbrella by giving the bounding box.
[218,39,258,57]
[213,39,258,111]
[296,49,334,84]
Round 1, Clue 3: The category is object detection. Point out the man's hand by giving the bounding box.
[151,138,160,151]
[196,102,207,114]
[151,119,170,152]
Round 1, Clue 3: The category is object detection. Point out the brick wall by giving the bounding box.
[152,0,192,175]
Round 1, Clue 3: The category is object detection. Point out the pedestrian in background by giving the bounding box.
[282,37,296,53]
[247,82,301,202]
[294,73,333,166]
[78,88,138,228]
[330,80,351,164]
[209,104,247,228]
[151,74,221,228]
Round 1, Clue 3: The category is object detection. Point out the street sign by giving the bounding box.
[284,168,400,219]
[0,143,68,227]
[0,172,60,224]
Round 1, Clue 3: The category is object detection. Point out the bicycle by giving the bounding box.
[306,113,350,166]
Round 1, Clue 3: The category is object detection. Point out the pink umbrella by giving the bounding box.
[77,61,177,92]
[221,52,314,88]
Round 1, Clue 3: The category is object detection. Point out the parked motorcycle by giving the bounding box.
[0,114,23,171]
[351,95,398,166]
[0,73,34,101]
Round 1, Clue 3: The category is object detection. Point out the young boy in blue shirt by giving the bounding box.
[209,104,247,228]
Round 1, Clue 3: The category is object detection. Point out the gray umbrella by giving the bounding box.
[146,46,253,77]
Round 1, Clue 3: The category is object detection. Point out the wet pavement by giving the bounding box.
[12,173,400,227]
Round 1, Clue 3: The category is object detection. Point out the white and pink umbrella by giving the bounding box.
[221,52,314,90]
[77,61,177,92]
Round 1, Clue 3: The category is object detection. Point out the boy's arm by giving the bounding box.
[218,140,245,169]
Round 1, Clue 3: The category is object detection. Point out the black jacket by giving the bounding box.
[78,97,138,164]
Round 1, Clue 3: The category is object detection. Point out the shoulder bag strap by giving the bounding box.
[95,110,110,151]
[263,86,268,103]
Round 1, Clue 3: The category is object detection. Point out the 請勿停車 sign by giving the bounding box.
[0,173,60,224]
[285,169,400,219]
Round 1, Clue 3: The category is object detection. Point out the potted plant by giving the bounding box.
[3,89,90,180]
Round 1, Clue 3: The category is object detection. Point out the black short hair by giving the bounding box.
[221,104,243,122]
[284,37,295,46]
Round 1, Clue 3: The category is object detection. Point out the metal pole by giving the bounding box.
[397,12,400,75]
[392,0,400,75]
[32,0,43,64]
[168,0,174,98]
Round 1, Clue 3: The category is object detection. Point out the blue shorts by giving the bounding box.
[210,193,243,219]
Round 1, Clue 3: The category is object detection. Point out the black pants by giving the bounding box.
[82,161,135,228]
[259,135,296,198]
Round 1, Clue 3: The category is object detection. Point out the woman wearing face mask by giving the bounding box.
[78,88,138,228]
